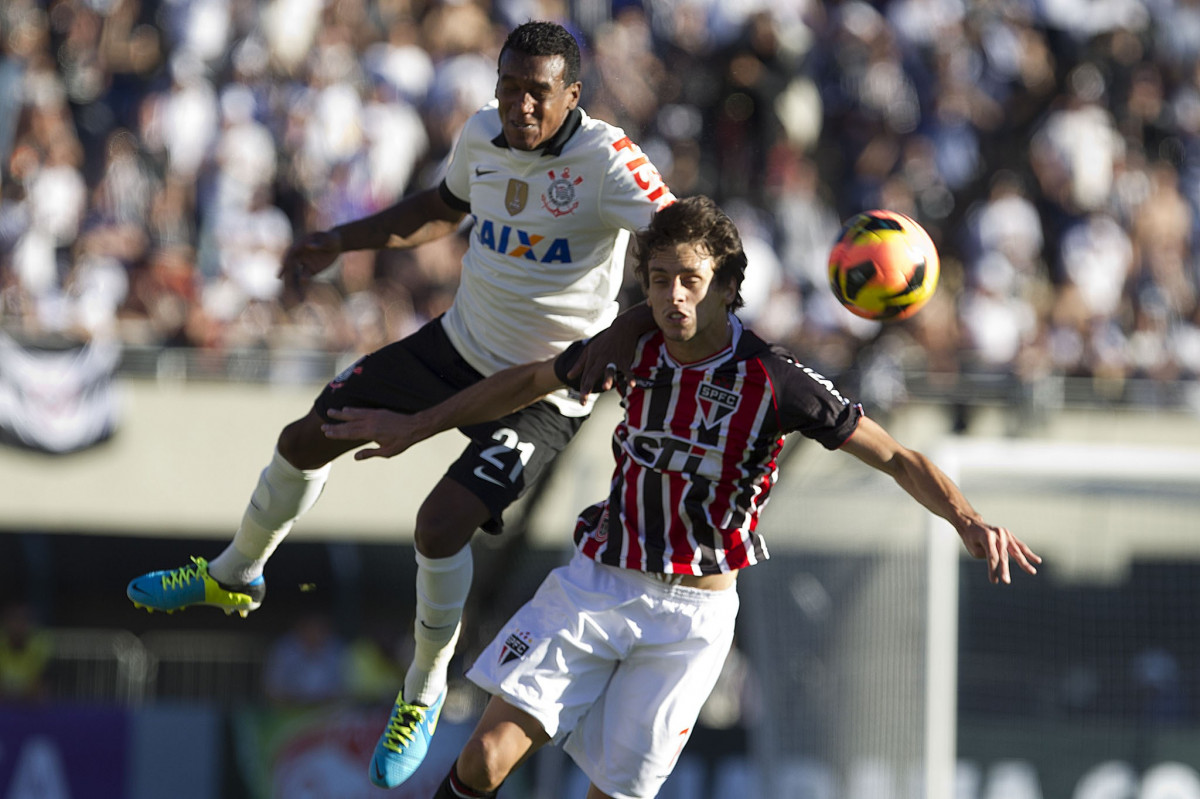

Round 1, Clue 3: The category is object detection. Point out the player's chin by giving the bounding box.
[503,125,542,150]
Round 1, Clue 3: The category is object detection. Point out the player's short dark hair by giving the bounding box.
[634,196,747,311]
[500,21,582,86]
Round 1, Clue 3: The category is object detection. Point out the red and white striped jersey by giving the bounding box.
[555,315,863,575]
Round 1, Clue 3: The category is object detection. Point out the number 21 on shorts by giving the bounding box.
[473,428,535,488]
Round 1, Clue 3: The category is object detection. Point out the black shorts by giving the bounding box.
[313,317,584,533]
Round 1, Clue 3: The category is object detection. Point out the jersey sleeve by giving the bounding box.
[597,132,676,231]
[441,108,485,209]
[765,346,863,449]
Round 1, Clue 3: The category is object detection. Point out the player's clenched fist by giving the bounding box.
[280,230,343,292]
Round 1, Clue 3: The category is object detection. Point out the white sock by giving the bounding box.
[208,448,331,586]
[404,546,473,706]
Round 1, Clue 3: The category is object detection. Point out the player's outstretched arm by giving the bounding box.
[569,302,656,401]
[322,358,565,460]
[840,417,1042,585]
[280,187,465,293]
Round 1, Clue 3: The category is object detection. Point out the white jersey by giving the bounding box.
[440,103,675,416]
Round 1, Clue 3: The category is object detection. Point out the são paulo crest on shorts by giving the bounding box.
[498,628,535,666]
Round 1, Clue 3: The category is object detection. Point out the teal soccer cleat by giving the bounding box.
[369,689,446,788]
[126,556,265,617]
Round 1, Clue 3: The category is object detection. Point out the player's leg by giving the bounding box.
[406,478,490,704]
[125,408,364,616]
[125,320,461,617]
[430,696,551,797]
[204,409,364,582]
[370,402,584,787]
[402,408,584,703]
[369,478,487,788]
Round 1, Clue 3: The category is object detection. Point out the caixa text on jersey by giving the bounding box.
[474,219,572,263]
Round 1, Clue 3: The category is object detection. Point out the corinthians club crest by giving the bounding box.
[542,168,583,217]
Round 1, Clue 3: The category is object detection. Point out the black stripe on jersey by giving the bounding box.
[640,468,667,572]
[645,363,676,431]
[685,475,721,574]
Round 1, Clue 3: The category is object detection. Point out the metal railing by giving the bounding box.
[46,628,267,708]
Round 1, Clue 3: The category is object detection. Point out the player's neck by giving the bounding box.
[663,316,733,364]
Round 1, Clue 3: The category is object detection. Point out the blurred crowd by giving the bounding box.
[2,0,1200,409]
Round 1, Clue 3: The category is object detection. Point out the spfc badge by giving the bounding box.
[698,381,739,428]
[498,629,533,666]
[505,179,528,215]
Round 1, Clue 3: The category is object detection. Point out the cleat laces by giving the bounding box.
[161,557,208,591]
[382,705,427,752]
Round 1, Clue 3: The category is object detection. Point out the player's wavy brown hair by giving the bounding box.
[501,21,582,86]
[634,196,747,311]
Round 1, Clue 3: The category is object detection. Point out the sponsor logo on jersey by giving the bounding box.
[498,629,533,666]
[798,364,849,405]
[542,167,583,217]
[475,218,572,263]
[505,179,529,215]
[630,433,721,477]
[612,136,672,206]
[698,381,739,429]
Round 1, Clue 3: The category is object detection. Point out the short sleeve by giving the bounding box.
[765,347,863,449]
[442,109,485,207]
[597,133,676,231]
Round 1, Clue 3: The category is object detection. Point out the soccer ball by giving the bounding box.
[827,210,940,321]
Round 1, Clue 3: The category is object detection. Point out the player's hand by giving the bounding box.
[321,407,421,460]
[280,230,343,296]
[958,521,1041,585]
[569,325,636,402]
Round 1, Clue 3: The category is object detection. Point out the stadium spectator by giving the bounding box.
[3,0,1200,407]
[0,601,52,702]
[263,612,348,707]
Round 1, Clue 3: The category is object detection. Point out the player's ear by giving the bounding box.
[720,277,738,306]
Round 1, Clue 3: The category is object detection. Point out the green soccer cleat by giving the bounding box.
[369,689,446,788]
[126,556,265,617]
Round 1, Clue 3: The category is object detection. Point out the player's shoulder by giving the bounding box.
[732,325,781,363]
[735,327,837,385]
[569,109,650,165]
[459,101,503,144]
[565,108,674,212]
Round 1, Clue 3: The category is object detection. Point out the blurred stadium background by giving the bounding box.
[4,0,1200,797]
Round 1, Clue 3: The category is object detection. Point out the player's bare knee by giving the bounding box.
[455,739,507,793]
[413,513,476,558]
[278,413,344,470]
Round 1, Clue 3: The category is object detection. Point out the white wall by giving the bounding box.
[5,377,1200,557]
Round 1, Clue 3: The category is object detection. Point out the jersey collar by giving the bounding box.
[656,314,744,369]
[490,107,583,157]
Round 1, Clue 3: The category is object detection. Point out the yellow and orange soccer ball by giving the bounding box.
[827,210,940,321]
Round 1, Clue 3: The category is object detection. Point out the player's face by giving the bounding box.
[645,242,735,361]
[495,51,581,152]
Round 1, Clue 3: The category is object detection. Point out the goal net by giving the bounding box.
[738,436,1200,799]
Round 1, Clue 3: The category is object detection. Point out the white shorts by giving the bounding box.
[466,551,740,799]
